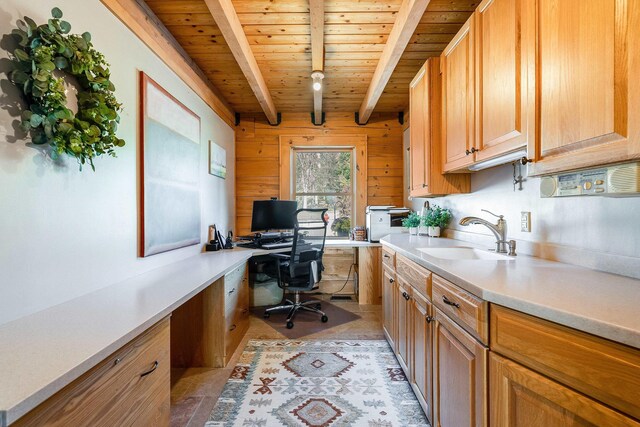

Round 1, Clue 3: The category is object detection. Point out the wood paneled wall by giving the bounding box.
[235,112,404,235]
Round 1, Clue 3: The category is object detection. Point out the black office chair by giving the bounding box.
[263,208,329,329]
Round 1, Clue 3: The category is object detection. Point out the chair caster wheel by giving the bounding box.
[263,313,270,319]
[321,315,328,323]
[286,321,294,329]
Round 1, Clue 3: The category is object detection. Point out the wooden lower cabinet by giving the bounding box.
[382,266,396,347]
[15,318,170,427]
[411,290,434,422]
[171,263,249,368]
[490,353,640,427]
[434,307,487,427]
[395,278,412,371]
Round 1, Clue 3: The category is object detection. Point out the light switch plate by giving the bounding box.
[521,211,531,232]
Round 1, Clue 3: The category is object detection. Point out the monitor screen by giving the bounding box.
[250,200,298,232]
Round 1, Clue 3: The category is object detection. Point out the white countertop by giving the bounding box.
[0,240,377,426]
[381,234,640,349]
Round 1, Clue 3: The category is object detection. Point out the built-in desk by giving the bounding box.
[0,239,379,426]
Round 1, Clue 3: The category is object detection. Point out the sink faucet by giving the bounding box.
[459,210,516,255]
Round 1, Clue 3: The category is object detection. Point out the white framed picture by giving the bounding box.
[209,140,227,179]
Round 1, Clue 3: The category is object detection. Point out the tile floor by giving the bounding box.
[170,296,384,427]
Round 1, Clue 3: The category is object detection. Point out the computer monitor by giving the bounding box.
[250,200,298,232]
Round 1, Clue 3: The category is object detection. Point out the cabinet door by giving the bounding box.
[490,353,640,427]
[529,0,640,175]
[412,291,434,423]
[442,15,476,172]
[434,308,487,427]
[410,64,428,195]
[475,0,532,161]
[395,279,412,372]
[382,268,396,347]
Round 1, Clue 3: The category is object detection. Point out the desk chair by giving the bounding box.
[263,208,328,329]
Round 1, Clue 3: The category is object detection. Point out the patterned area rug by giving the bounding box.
[205,340,429,427]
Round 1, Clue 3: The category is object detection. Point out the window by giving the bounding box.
[292,149,355,238]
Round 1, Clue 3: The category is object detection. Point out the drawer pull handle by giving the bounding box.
[114,358,122,366]
[228,288,235,295]
[402,291,410,301]
[242,309,248,314]
[426,315,433,323]
[442,295,460,308]
[389,278,394,283]
[383,254,390,259]
[230,324,237,331]
[140,361,158,378]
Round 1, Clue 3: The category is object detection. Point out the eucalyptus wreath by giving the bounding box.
[8,7,125,170]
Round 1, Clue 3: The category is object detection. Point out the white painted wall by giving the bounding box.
[405,129,640,277]
[0,0,235,325]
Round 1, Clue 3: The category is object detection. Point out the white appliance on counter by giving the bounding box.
[365,206,411,242]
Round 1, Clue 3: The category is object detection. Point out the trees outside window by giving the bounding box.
[293,149,354,238]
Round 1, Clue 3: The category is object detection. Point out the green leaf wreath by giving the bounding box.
[8,7,125,170]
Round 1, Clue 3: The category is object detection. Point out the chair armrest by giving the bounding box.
[269,253,291,260]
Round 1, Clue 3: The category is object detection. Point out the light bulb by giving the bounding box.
[311,71,324,92]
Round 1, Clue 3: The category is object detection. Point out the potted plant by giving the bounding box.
[402,212,421,235]
[331,217,351,237]
[424,206,452,237]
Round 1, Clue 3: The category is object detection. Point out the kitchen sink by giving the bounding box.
[417,247,514,261]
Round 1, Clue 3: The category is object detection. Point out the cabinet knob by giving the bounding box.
[228,288,235,295]
[442,295,460,308]
[422,183,428,188]
[389,278,394,283]
[465,147,479,155]
[230,324,237,331]
[140,361,159,378]
[402,291,411,301]
[426,315,433,323]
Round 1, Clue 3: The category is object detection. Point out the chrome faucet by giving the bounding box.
[459,210,516,255]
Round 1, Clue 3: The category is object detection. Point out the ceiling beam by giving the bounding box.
[357,0,431,124]
[203,0,279,125]
[101,0,236,127]
[310,0,324,125]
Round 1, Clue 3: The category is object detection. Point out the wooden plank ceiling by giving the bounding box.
[144,0,476,115]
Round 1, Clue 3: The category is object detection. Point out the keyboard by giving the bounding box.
[261,241,293,249]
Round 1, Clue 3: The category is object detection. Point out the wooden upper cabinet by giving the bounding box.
[410,64,428,194]
[410,59,470,195]
[442,15,476,173]
[529,0,640,175]
[475,0,532,162]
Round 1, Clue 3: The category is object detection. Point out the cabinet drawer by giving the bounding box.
[491,305,640,420]
[225,264,248,318]
[432,275,488,344]
[225,313,248,361]
[490,353,640,427]
[396,254,431,298]
[382,246,396,270]
[16,318,170,427]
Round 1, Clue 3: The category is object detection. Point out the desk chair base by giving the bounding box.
[264,293,328,329]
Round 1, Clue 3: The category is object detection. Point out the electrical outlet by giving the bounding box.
[521,211,531,232]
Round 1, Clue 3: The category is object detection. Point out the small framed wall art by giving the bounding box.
[209,140,227,179]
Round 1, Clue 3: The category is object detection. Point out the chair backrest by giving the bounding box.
[288,208,328,283]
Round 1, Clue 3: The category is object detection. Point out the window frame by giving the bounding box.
[278,134,368,228]
[291,147,356,238]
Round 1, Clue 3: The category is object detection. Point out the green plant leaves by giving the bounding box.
[54,56,68,69]
[14,48,29,61]
[59,21,71,34]
[8,6,125,170]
